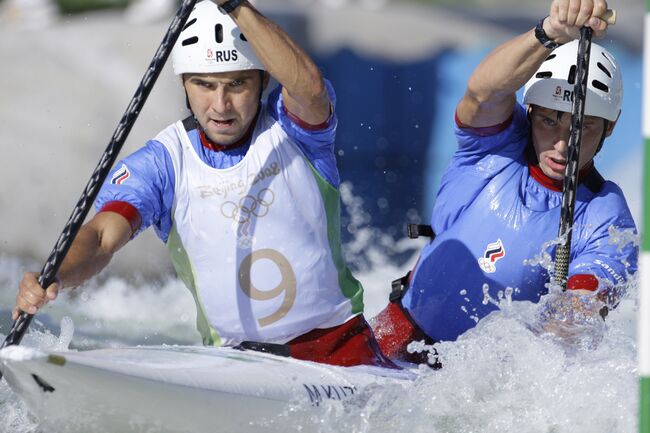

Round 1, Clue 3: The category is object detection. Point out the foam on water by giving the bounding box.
[264,296,637,433]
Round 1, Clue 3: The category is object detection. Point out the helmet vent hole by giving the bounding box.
[568,65,576,85]
[183,18,196,30]
[215,24,224,43]
[181,36,199,47]
[601,51,615,67]
[240,33,248,42]
[597,62,612,78]
[545,54,557,61]
[592,80,609,93]
[535,71,552,79]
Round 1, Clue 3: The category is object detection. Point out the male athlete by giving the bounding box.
[15,0,393,368]
[373,0,638,363]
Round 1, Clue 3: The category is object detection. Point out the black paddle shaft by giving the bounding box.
[1,0,197,357]
[553,27,593,289]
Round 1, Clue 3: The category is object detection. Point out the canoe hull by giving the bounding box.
[1,345,414,433]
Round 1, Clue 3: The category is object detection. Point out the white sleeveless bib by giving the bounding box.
[156,113,362,345]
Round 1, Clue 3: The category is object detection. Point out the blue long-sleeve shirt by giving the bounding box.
[402,103,638,342]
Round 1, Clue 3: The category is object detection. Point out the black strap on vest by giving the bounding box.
[389,271,411,303]
[182,115,198,132]
[582,168,605,194]
[389,224,436,303]
[407,224,435,239]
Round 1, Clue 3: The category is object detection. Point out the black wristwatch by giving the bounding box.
[534,17,563,50]
[218,0,246,14]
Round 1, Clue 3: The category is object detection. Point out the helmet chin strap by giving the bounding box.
[594,119,608,155]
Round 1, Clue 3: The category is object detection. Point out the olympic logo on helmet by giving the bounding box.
[523,40,623,122]
[221,188,275,224]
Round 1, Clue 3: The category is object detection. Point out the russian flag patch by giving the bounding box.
[478,239,506,274]
[111,164,131,185]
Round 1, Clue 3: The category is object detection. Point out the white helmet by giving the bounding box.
[171,0,264,75]
[523,40,622,121]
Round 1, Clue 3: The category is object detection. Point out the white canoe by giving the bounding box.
[0,345,417,433]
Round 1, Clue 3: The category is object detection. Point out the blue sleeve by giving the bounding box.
[569,182,639,298]
[95,140,175,242]
[266,79,340,187]
[453,103,530,166]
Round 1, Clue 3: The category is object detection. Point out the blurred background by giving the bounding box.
[0,0,644,278]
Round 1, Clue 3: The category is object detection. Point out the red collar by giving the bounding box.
[528,160,595,192]
[198,111,259,152]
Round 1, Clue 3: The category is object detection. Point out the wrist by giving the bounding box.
[535,16,564,50]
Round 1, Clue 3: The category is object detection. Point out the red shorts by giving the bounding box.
[287,315,398,369]
[371,302,440,367]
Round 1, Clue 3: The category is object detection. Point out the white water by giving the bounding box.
[0,186,640,433]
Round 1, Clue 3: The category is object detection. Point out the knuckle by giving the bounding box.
[16,298,29,311]
[17,296,30,308]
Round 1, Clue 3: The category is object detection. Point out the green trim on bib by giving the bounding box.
[307,162,364,314]
[168,223,221,346]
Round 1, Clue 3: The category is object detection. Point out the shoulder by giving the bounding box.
[151,121,186,152]
[128,137,174,172]
[582,179,636,229]
[587,179,629,207]
[455,103,528,139]
[453,103,530,159]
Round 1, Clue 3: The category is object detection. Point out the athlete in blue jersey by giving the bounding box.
[372,0,638,364]
[14,0,394,368]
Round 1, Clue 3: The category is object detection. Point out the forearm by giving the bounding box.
[227,2,329,123]
[458,29,551,127]
[57,228,110,289]
[57,213,131,289]
[458,0,610,128]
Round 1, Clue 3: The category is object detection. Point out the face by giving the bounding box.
[529,106,616,180]
[183,70,268,146]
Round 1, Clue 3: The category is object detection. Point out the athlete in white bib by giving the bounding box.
[14,0,394,368]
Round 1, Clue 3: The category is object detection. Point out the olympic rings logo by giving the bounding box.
[220,188,275,224]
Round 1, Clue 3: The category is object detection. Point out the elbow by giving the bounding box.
[464,82,498,109]
[302,64,328,103]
